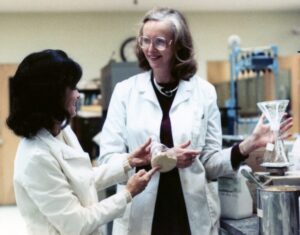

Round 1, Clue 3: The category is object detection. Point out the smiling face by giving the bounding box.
[64,87,80,118]
[141,20,174,74]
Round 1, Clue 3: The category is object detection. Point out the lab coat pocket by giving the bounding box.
[191,104,206,150]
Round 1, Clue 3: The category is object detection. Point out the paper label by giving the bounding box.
[266,143,274,151]
[257,208,263,218]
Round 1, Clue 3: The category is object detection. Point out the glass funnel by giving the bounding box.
[257,100,289,167]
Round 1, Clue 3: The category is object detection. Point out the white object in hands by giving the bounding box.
[150,143,177,173]
[151,152,177,173]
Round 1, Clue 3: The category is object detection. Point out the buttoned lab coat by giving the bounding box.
[14,125,130,235]
[99,71,235,235]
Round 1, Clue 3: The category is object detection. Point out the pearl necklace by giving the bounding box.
[153,79,178,97]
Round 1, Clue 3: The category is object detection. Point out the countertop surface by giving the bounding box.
[220,215,258,235]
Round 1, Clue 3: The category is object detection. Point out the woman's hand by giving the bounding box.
[128,138,152,168]
[170,141,201,168]
[239,114,293,155]
[126,167,160,197]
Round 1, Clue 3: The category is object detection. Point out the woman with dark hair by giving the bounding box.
[7,49,158,235]
[99,8,293,235]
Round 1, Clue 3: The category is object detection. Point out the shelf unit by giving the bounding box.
[78,88,100,106]
[207,55,300,134]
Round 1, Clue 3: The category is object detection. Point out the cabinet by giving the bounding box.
[0,64,19,205]
[71,115,103,160]
[101,61,142,111]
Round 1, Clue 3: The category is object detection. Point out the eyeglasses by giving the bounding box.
[138,36,172,51]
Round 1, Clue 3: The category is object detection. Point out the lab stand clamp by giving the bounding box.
[226,35,279,135]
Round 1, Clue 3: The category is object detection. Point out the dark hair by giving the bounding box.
[136,7,197,81]
[7,49,82,138]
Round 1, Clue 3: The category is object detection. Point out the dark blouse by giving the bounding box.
[151,78,191,235]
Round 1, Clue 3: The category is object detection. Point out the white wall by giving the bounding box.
[0,11,299,80]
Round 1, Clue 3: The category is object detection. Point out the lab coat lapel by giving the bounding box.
[36,126,88,160]
[36,128,64,158]
[171,79,193,111]
[136,72,160,107]
[61,125,85,153]
[36,127,94,206]
[136,72,193,109]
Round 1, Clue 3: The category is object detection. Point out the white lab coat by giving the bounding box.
[99,71,235,235]
[14,125,130,235]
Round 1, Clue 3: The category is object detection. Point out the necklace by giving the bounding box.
[153,79,178,97]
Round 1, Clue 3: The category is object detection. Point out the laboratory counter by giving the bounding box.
[220,215,258,235]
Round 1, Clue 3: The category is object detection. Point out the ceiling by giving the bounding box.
[1,0,300,13]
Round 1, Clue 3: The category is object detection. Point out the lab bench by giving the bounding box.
[220,215,258,235]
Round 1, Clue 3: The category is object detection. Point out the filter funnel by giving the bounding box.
[257,100,290,175]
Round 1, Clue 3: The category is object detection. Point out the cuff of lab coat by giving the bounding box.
[123,189,132,203]
[123,158,133,173]
[221,147,235,172]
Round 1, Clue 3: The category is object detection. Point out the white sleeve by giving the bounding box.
[92,160,130,191]
[99,83,131,168]
[22,153,128,235]
[199,83,234,179]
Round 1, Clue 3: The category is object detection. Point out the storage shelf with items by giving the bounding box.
[78,88,100,107]
[207,55,299,135]
[77,78,101,106]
